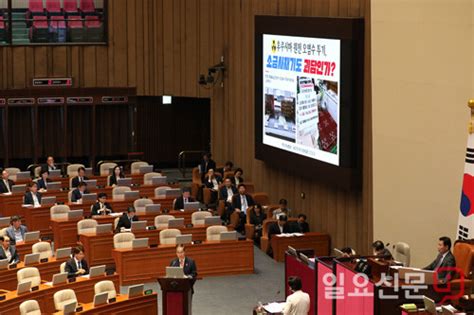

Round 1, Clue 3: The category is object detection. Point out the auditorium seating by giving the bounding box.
[252,192,270,206]
[113,232,135,249]
[133,198,153,212]
[143,172,162,185]
[112,186,131,199]
[53,289,78,311]
[159,228,181,245]
[154,186,172,197]
[154,215,175,229]
[32,241,52,260]
[131,161,149,174]
[19,300,41,315]
[67,164,85,177]
[0,16,6,43]
[17,267,41,288]
[450,241,474,294]
[94,280,117,300]
[99,162,117,176]
[50,205,70,220]
[63,0,80,15]
[191,211,212,225]
[77,219,98,235]
[206,225,227,241]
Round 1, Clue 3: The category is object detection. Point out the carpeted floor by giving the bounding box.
[120,245,285,314]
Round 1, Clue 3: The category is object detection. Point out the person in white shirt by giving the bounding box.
[283,276,310,315]
[204,169,222,206]
[5,215,28,245]
[24,182,42,207]
[0,170,14,194]
[0,236,19,263]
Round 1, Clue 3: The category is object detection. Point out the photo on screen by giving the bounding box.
[264,90,296,143]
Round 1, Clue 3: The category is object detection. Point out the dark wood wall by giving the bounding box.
[0,0,372,253]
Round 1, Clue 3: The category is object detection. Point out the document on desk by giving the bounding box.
[264,302,285,313]
[109,212,123,217]
[276,233,304,237]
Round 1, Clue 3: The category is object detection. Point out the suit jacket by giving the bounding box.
[71,188,90,202]
[37,178,50,190]
[90,202,113,216]
[41,164,57,173]
[424,251,456,282]
[65,257,90,278]
[231,194,255,212]
[0,245,19,263]
[115,213,139,232]
[24,191,42,206]
[173,196,196,210]
[268,222,292,239]
[204,176,222,190]
[0,179,14,194]
[5,225,28,245]
[71,176,89,188]
[298,221,310,233]
[170,256,198,293]
[230,176,244,186]
[108,175,124,186]
[199,159,216,177]
[219,185,238,202]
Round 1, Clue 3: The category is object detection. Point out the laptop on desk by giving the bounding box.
[12,184,26,194]
[49,169,61,179]
[16,171,31,181]
[41,196,56,206]
[131,221,147,232]
[183,202,200,211]
[151,176,167,185]
[24,231,40,243]
[132,238,149,249]
[83,180,97,189]
[128,284,144,298]
[81,193,97,203]
[166,267,186,278]
[93,292,109,307]
[117,178,132,187]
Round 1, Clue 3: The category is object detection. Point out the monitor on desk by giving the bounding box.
[151,176,167,185]
[62,301,77,314]
[176,234,192,245]
[41,196,57,206]
[124,191,140,200]
[49,169,61,179]
[0,259,9,270]
[168,218,185,228]
[219,231,237,241]
[89,265,106,278]
[204,216,222,226]
[165,188,181,198]
[131,221,147,232]
[24,231,40,243]
[46,181,62,191]
[183,202,200,211]
[82,193,97,203]
[16,171,31,181]
[0,217,10,228]
[52,272,68,286]
[12,184,26,194]
[56,247,72,259]
[83,179,97,189]
[68,209,84,220]
[145,204,161,214]
[96,224,112,234]
[139,165,154,174]
[24,253,40,266]
[117,178,132,187]
[132,238,149,249]
[17,280,32,295]
[93,292,109,307]
[128,284,144,298]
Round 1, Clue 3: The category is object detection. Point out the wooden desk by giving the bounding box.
[270,232,331,262]
[0,257,67,291]
[15,240,49,260]
[112,240,254,286]
[53,293,158,315]
[51,218,83,249]
[79,224,217,267]
[0,190,68,217]
[0,274,119,314]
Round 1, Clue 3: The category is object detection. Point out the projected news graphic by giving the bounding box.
[262,34,340,166]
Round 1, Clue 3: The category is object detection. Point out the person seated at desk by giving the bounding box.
[115,207,139,232]
[230,168,244,186]
[220,178,237,205]
[273,198,291,219]
[0,236,19,264]
[169,245,197,293]
[174,188,195,210]
[71,166,89,188]
[24,182,42,207]
[199,152,216,181]
[216,160,233,176]
[65,247,89,278]
[71,182,89,203]
[268,214,293,240]
[282,276,310,315]
[0,169,14,194]
[372,240,393,259]
[37,169,50,191]
[340,247,356,258]
[91,192,113,216]
[423,236,456,283]
[41,156,58,172]
[250,204,266,244]
[297,214,309,233]
[231,184,255,233]
[5,215,28,245]
[204,169,222,205]
[108,165,125,187]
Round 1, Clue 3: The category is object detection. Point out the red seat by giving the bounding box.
[32,16,48,29]
[28,0,45,14]
[67,15,83,29]
[84,16,101,28]
[0,16,5,30]
[45,0,62,14]
[50,15,66,29]
[64,0,79,14]
[80,0,96,14]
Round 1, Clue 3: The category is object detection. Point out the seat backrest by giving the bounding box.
[114,217,120,230]
[99,162,117,176]
[0,227,8,237]
[206,225,227,241]
[192,167,201,184]
[50,205,70,220]
[453,241,474,278]
[17,267,41,288]
[113,232,135,249]
[46,0,61,13]
[63,0,78,12]
[6,167,20,175]
[154,186,172,197]
[67,164,85,177]
[393,242,411,267]
[252,192,270,206]
[32,242,52,260]
[53,289,77,311]
[154,215,175,229]
[112,186,131,198]
[60,262,66,273]
[143,172,162,185]
[133,198,153,212]
[34,166,42,178]
[191,211,212,225]
[94,280,117,299]
[29,0,44,12]
[80,0,96,12]
[159,229,181,245]
[131,161,149,174]
[246,206,255,224]
[19,300,41,315]
[77,219,98,235]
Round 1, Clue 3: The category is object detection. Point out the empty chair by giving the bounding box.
[17,267,41,288]
[154,215,175,229]
[60,262,66,273]
[53,289,77,312]
[66,164,85,177]
[34,166,42,178]
[80,0,96,14]
[131,161,149,174]
[5,167,20,176]
[143,172,162,185]
[159,229,181,245]
[46,0,62,14]
[133,198,153,212]
[32,242,52,260]
[393,242,411,266]
[113,232,135,249]
[50,205,70,219]
[154,186,172,197]
[99,162,117,176]
[206,225,228,241]
[0,227,8,237]
[252,192,270,206]
[94,280,117,300]
[28,0,45,16]
[191,211,212,225]
[112,186,131,199]
[19,300,41,315]
[63,0,79,14]
[77,219,98,235]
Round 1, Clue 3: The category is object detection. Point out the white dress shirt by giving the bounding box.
[3,179,10,193]
[4,247,11,261]
[240,195,248,214]
[226,187,234,203]
[283,290,310,315]
[32,193,40,207]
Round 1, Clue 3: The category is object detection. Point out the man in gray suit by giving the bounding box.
[5,216,28,245]
[424,236,456,283]
[0,236,19,263]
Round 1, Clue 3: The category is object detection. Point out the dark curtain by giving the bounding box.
[8,106,34,160]
[67,106,92,160]
[95,104,131,158]
[38,106,64,159]
[0,108,4,165]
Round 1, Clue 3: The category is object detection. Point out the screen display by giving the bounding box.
[262,34,341,166]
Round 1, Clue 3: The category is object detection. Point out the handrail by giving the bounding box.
[178,150,206,178]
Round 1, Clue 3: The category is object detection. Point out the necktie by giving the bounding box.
[180,259,184,268]
[434,253,445,269]
[78,261,82,269]
[241,195,248,214]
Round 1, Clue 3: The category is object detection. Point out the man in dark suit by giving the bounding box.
[0,170,14,194]
[115,207,139,232]
[24,182,42,207]
[91,193,113,216]
[424,236,457,283]
[297,214,310,233]
[372,240,393,259]
[216,161,233,176]
[268,214,292,239]
[199,153,216,181]
[0,236,19,264]
[65,247,89,278]
[41,156,58,173]
[37,170,50,191]
[230,184,255,232]
[5,216,28,245]
[71,167,89,188]
[71,182,89,203]
[174,189,195,210]
[219,178,238,204]
[169,245,197,293]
